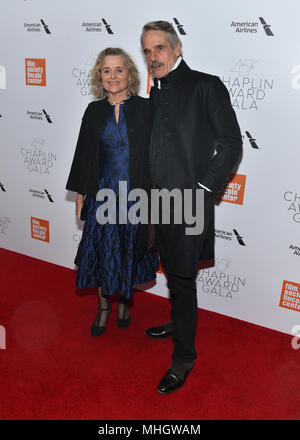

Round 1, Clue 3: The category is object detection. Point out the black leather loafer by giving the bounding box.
[145,323,172,339]
[157,367,193,395]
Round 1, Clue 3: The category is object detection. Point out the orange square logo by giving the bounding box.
[147,64,154,95]
[216,173,246,205]
[279,280,300,312]
[25,58,46,86]
[31,217,50,242]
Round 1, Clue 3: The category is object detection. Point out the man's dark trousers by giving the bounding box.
[168,271,197,362]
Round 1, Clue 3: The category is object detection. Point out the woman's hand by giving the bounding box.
[76,193,85,219]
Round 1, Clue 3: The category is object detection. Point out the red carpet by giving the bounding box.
[0,248,299,420]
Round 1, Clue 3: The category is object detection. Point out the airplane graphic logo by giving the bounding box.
[245,131,259,149]
[173,17,186,35]
[44,189,54,203]
[259,17,274,36]
[102,18,114,34]
[42,109,53,123]
[40,19,51,34]
[233,229,246,246]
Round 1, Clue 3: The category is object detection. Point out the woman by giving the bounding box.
[66,48,158,336]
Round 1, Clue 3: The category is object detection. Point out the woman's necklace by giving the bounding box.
[108,96,129,106]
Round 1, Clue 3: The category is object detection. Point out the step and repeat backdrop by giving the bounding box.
[0,0,299,336]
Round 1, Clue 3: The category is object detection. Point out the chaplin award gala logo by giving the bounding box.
[215,173,246,205]
[222,59,274,110]
[283,191,300,223]
[31,217,50,242]
[72,54,97,96]
[25,58,46,86]
[279,281,300,312]
[73,232,82,248]
[197,257,246,300]
[20,137,57,175]
[0,216,11,235]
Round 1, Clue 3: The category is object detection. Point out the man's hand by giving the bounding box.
[76,193,85,219]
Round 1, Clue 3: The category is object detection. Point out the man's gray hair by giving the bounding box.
[141,20,182,51]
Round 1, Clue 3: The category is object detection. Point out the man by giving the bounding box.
[141,21,242,394]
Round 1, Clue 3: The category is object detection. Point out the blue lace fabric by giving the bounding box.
[75,103,158,299]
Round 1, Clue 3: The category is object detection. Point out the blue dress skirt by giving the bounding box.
[75,103,158,299]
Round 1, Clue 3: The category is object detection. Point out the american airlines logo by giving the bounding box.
[26,109,53,123]
[245,131,259,149]
[102,18,114,34]
[289,244,300,257]
[230,16,274,36]
[44,189,54,202]
[24,19,52,34]
[215,229,246,246]
[173,18,186,35]
[284,191,300,223]
[42,109,52,123]
[40,19,51,34]
[259,17,274,36]
[29,188,54,202]
[233,229,246,246]
[0,182,6,192]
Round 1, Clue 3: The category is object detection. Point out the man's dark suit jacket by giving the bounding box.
[149,59,243,276]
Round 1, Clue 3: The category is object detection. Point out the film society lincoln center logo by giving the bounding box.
[31,217,50,243]
[215,173,246,205]
[279,280,300,312]
[25,58,46,86]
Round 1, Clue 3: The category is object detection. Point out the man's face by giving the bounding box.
[142,30,181,79]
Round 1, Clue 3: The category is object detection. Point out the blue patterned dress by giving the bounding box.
[75,103,158,299]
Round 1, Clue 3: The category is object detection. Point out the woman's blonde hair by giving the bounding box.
[90,47,140,99]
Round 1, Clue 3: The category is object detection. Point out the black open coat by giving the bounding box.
[149,60,243,276]
[66,95,152,260]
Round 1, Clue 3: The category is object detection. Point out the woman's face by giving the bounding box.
[101,55,130,99]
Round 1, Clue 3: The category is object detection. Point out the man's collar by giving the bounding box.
[156,56,183,89]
